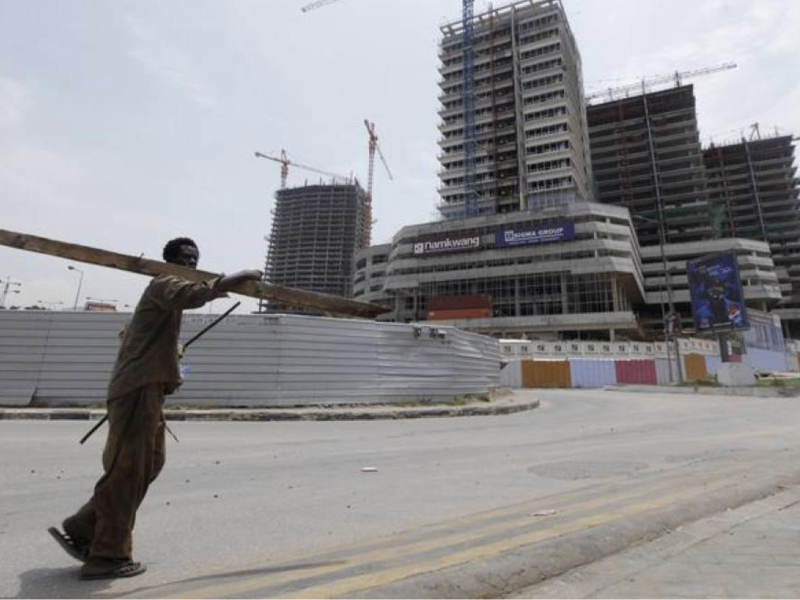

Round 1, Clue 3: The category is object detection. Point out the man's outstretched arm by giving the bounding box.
[216,270,263,294]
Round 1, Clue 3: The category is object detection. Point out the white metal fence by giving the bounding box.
[0,311,502,407]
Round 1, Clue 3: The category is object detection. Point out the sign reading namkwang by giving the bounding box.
[413,234,482,256]
[494,221,575,248]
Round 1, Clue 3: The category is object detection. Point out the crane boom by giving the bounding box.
[255,150,349,188]
[301,0,342,12]
[586,62,737,103]
[376,145,393,180]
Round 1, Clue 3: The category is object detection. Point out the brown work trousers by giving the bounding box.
[64,384,166,560]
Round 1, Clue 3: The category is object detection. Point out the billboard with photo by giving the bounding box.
[687,251,749,333]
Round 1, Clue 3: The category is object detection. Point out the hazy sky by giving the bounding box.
[1,0,799,314]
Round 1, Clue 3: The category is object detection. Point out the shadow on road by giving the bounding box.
[95,560,348,599]
[16,566,114,599]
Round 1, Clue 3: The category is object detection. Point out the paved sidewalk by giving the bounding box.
[606,384,800,398]
[0,389,539,422]
[511,483,800,599]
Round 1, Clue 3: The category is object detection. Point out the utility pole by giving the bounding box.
[67,265,84,310]
[633,215,681,383]
[0,276,22,308]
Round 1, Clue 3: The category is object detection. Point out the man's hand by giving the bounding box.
[217,270,263,294]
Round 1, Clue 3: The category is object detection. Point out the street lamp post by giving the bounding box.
[632,215,681,383]
[67,266,84,310]
[0,276,22,308]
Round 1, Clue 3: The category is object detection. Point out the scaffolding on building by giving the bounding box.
[704,135,800,312]
[260,182,368,314]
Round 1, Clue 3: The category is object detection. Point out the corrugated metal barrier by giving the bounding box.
[655,358,680,385]
[615,359,657,385]
[499,360,522,388]
[521,360,571,388]
[569,359,616,389]
[683,354,708,382]
[0,311,502,407]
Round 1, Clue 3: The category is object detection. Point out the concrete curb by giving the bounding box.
[605,384,800,398]
[349,467,800,599]
[0,399,540,422]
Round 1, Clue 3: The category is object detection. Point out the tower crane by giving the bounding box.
[363,120,393,248]
[585,62,737,103]
[301,0,342,12]
[254,150,350,189]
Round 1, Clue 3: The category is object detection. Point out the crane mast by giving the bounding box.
[462,0,478,217]
[363,120,393,249]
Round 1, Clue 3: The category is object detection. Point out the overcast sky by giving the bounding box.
[1,0,799,314]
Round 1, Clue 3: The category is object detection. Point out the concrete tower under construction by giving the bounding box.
[437,0,592,218]
[586,85,792,335]
[587,85,711,247]
[704,135,800,333]
[261,182,368,314]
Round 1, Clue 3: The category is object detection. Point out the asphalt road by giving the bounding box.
[2,389,800,598]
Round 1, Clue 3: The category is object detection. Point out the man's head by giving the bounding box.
[163,237,199,269]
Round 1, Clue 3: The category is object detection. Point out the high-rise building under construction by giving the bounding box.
[261,182,368,314]
[354,0,789,343]
[704,135,800,334]
[437,0,592,218]
[587,84,711,247]
[586,85,797,335]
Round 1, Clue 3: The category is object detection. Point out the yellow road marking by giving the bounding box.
[176,469,744,599]
[279,494,699,599]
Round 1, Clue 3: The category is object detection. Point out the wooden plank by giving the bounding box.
[0,228,388,319]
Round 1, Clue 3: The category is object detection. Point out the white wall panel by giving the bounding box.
[569,359,616,389]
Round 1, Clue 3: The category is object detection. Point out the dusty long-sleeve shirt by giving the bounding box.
[107,275,220,399]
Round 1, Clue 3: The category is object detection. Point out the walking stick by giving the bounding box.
[79,302,242,444]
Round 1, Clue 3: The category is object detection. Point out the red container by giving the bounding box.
[428,294,492,311]
[427,308,491,321]
[615,359,657,385]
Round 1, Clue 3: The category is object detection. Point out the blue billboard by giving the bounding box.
[494,221,575,248]
[687,251,749,333]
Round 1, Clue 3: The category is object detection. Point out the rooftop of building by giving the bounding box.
[395,200,632,241]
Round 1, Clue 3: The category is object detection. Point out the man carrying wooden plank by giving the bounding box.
[48,236,262,580]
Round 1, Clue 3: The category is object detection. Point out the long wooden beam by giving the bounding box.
[0,228,389,319]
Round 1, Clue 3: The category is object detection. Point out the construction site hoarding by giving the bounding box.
[568,358,616,389]
[521,360,571,389]
[687,251,749,333]
[494,221,575,248]
[682,353,709,382]
[0,311,502,407]
[615,359,657,385]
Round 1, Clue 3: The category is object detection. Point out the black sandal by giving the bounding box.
[80,558,147,580]
[48,527,90,563]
